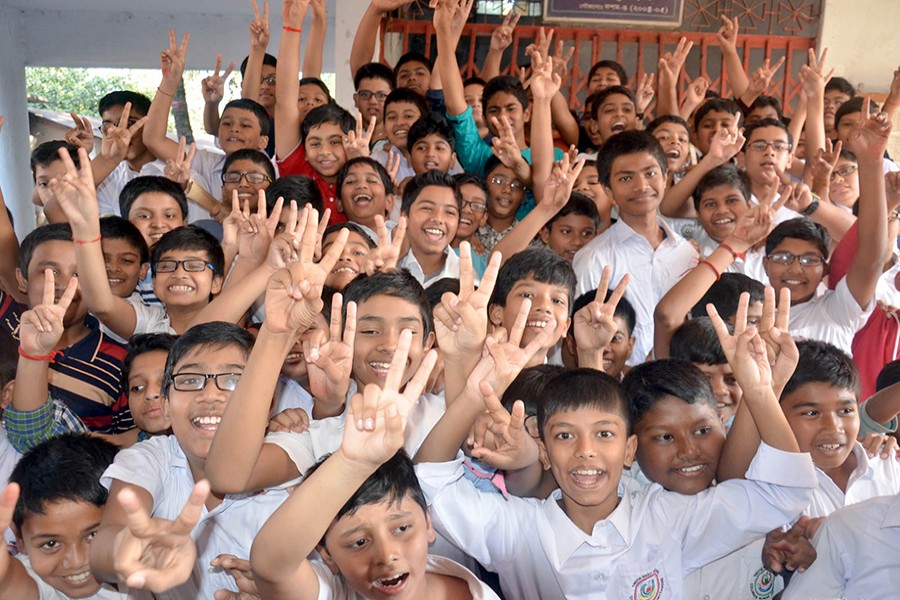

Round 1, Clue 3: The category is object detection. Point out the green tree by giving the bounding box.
[26,67,150,115]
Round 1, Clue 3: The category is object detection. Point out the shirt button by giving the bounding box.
[703,595,711,600]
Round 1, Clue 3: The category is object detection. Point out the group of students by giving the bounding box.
[2,0,900,598]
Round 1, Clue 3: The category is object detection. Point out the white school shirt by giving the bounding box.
[781,492,900,600]
[309,554,500,600]
[573,218,698,365]
[273,375,315,415]
[398,247,461,288]
[417,443,816,600]
[95,160,166,216]
[266,390,446,476]
[788,276,873,354]
[189,148,227,222]
[806,442,900,518]
[694,228,769,284]
[100,436,289,600]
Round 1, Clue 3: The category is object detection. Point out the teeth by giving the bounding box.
[168,285,195,292]
[332,266,357,274]
[370,361,391,371]
[286,352,302,360]
[459,218,472,226]
[192,416,222,426]
[375,573,407,588]
[666,150,680,158]
[818,443,841,450]
[353,194,373,202]
[63,571,92,584]
[526,320,548,328]
[712,218,733,225]
[424,228,445,237]
[679,464,705,473]
[573,469,601,476]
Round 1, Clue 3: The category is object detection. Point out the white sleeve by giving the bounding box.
[100,437,171,510]
[264,417,345,476]
[781,517,849,599]
[572,248,599,297]
[309,560,353,600]
[95,164,125,216]
[130,299,174,335]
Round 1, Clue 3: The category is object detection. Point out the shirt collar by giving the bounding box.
[542,485,631,564]
[609,217,677,245]
[883,493,900,528]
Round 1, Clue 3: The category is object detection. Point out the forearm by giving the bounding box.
[659,156,720,218]
[847,156,889,305]
[576,349,604,370]
[0,188,21,301]
[206,326,295,492]
[442,351,481,409]
[143,80,181,162]
[491,204,557,266]
[91,523,129,584]
[549,93,580,146]
[414,386,483,463]
[744,388,800,453]
[862,380,900,425]
[656,70,679,119]
[275,27,303,158]
[716,399,761,481]
[436,26,467,116]
[503,460,546,498]
[203,102,222,136]
[349,3,383,78]
[10,358,50,412]
[192,263,274,327]
[529,97,555,199]
[678,93,703,122]
[302,16,326,78]
[804,89,826,158]
[723,47,750,99]
[481,48,503,82]
[807,198,855,242]
[89,156,123,187]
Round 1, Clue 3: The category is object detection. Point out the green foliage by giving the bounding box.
[26,67,151,115]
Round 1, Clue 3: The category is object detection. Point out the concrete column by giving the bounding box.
[0,6,36,237]
[333,0,372,110]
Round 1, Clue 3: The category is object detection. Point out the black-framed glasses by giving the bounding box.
[222,171,271,184]
[171,372,241,392]
[830,164,858,181]
[489,176,525,191]
[747,140,792,153]
[356,90,389,102]
[260,76,277,86]
[766,252,825,267]
[461,199,488,213]
[154,259,217,273]
[97,118,139,135]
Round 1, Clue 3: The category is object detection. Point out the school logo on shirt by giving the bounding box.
[750,567,776,599]
[632,569,663,600]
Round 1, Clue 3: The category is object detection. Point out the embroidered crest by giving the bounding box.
[632,569,663,600]
[750,567,776,599]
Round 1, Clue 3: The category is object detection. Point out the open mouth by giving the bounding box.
[167,284,196,293]
[610,123,627,134]
[666,149,681,159]
[61,571,93,586]
[423,160,441,170]
[331,266,358,276]
[675,463,708,475]
[192,415,222,431]
[423,227,446,242]
[353,193,373,206]
[570,468,605,488]
[373,572,410,593]
[393,128,409,138]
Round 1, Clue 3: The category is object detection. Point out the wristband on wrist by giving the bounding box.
[697,259,721,280]
[719,242,746,261]
[73,234,102,245]
[157,87,175,97]
[283,25,302,33]
[801,194,820,216]
[18,347,60,363]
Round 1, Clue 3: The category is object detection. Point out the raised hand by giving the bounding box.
[211,554,261,600]
[48,146,100,233]
[859,431,899,459]
[707,292,774,398]
[809,138,842,190]
[99,101,149,162]
[490,10,519,53]
[364,215,406,274]
[762,517,818,575]
[541,152,585,214]
[164,136,197,190]
[798,48,833,97]
[237,191,282,264]
[528,41,562,102]
[661,37,694,78]
[18,269,77,357]
[490,115,529,175]
[573,266,629,367]
[433,243,500,357]
[550,38,575,82]
[306,294,356,405]
[160,30,190,82]
[468,382,539,470]
[343,113,376,159]
[283,0,311,29]
[249,0,270,50]
[64,112,95,152]
[684,76,711,107]
[111,480,209,591]
[844,97,893,162]
[747,56,786,97]
[201,54,236,104]
[705,127,745,166]
[635,72,655,115]
[716,15,739,54]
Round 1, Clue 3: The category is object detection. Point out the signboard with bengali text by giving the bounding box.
[542,0,684,27]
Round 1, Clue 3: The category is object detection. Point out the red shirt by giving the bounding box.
[277,143,347,225]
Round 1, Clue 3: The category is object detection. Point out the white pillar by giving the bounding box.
[333,0,373,111]
[0,6,35,238]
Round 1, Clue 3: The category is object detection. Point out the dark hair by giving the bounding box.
[342,270,433,341]
[223,148,277,183]
[694,98,741,132]
[99,216,150,265]
[876,359,900,392]
[483,75,529,112]
[407,114,457,154]
[0,332,17,389]
[742,117,793,150]
[98,90,152,117]
[623,359,717,426]
[119,175,188,220]
[337,157,395,197]
[670,318,727,366]
[400,170,461,215]
[544,192,601,232]
[323,222,376,249]
[300,77,332,100]
[764,217,830,259]
[123,333,178,388]
[781,340,860,401]
[690,273,766,321]
[266,175,324,214]
[568,287,636,339]
[538,368,631,436]
[354,62,396,90]
[587,60,628,86]
[463,76,487,88]
[163,322,255,393]
[834,96,867,131]
[825,77,855,98]
[222,98,271,137]
[590,85,637,121]
[483,155,513,181]
[489,248,576,315]
[383,88,430,121]
[693,165,752,212]
[645,114,690,136]
[749,95,784,122]
[150,225,225,277]
[301,104,355,145]
[394,51,433,77]
[10,434,119,530]
[18,222,73,275]
[240,52,277,76]
[425,278,460,310]
[501,364,565,417]
[30,141,80,181]
[453,173,491,200]
[596,130,668,188]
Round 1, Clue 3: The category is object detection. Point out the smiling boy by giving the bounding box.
[397,171,461,287]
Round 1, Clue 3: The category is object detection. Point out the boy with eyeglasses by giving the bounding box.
[477,156,528,254]
[353,62,395,146]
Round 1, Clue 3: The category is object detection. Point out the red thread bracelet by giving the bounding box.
[719,242,746,261]
[73,234,102,245]
[18,347,60,363]
[283,25,302,33]
[697,259,721,280]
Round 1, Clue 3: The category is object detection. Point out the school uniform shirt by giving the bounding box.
[309,554,500,600]
[806,442,900,518]
[694,228,769,285]
[416,443,816,600]
[573,218,698,366]
[100,435,289,600]
[398,247,461,288]
[788,276,873,355]
[18,555,142,599]
[95,160,166,216]
[273,375,315,415]
[190,148,226,218]
[781,492,900,600]
[276,143,348,225]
